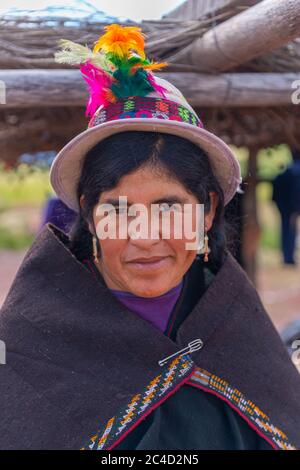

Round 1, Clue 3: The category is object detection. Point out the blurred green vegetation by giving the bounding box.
[0,162,53,209]
[0,226,35,250]
[256,181,281,250]
[231,143,292,180]
[0,163,54,249]
[0,145,294,250]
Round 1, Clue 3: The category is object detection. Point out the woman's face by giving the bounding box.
[81,165,217,297]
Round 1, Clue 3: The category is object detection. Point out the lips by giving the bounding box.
[126,256,171,271]
[128,256,169,264]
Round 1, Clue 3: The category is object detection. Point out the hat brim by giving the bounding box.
[50,118,242,212]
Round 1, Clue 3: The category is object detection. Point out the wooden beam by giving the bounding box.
[167,0,300,72]
[0,70,299,108]
[163,0,258,20]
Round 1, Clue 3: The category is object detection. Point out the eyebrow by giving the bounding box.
[101,196,189,206]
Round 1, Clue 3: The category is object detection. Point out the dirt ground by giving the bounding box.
[1,241,299,335]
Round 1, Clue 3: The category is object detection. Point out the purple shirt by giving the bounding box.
[109,280,184,332]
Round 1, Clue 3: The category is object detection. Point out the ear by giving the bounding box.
[205,192,219,231]
[79,194,85,209]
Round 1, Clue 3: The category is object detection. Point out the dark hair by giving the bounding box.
[68,131,238,273]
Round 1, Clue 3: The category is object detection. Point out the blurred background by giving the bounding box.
[0,0,299,366]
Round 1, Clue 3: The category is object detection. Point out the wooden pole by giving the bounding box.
[241,147,260,285]
[168,0,300,72]
[0,70,299,108]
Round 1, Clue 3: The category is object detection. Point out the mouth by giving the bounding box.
[126,256,171,271]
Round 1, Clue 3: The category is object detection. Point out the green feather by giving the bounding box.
[111,68,154,99]
[105,52,155,99]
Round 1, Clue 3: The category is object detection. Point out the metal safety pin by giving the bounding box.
[158,338,203,367]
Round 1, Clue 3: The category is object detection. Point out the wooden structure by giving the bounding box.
[1,0,300,283]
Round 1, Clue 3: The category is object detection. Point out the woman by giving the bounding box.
[0,24,299,450]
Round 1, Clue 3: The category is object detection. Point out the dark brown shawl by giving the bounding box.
[0,222,299,450]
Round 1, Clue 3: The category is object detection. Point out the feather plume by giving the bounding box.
[93,24,146,60]
[79,61,116,117]
[54,24,169,118]
[54,39,114,71]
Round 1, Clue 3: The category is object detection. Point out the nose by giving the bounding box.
[128,228,161,250]
[128,236,161,251]
[127,214,161,249]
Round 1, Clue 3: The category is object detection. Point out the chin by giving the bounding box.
[130,280,171,298]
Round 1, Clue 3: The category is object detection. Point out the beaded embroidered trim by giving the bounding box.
[187,367,297,450]
[88,96,204,129]
[82,362,297,450]
[82,353,195,450]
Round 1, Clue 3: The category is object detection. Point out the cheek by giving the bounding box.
[167,237,194,263]
[99,240,124,266]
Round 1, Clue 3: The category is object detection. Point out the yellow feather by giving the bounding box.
[93,24,146,60]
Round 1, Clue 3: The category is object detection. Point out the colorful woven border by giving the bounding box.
[187,367,297,450]
[88,96,204,129]
[81,361,297,451]
[82,353,196,450]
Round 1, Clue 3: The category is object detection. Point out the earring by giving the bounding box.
[92,235,100,264]
[197,226,210,262]
[203,229,210,263]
